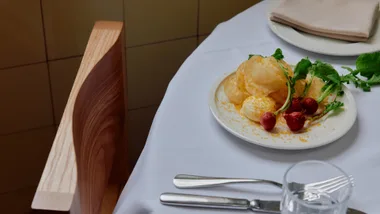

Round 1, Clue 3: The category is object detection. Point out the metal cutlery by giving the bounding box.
[160,193,366,214]
[160,192,280,213]
[174,174,353,194]
[299,175,354,201]
[174,174,283,188]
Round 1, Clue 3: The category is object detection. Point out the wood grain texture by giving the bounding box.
[32,21,126,214]
[100,184,121,214]
[72,27,124,214]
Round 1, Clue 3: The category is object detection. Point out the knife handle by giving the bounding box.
[173,174,282,188]
[160,193,250,210]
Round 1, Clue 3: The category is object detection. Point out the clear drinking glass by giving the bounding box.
[281,160,352,214]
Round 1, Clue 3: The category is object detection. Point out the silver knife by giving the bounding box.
[160,193,280,213]
[160,193,366,214]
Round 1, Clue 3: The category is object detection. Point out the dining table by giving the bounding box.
[114,1,380,213]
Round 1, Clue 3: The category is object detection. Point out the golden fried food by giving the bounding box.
[243,55,293,104]
[236,61,247,91]
[294,80,306,97]
[240,95,276,122]
[305,76,326,103]
[224,73,250,105]
[224,55,327,123]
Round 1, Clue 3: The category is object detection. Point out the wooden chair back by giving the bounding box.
[32,21,127,214]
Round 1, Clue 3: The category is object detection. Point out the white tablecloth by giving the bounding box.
[115,1,380,213]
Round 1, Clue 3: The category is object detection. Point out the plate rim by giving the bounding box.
[209,71,358,150]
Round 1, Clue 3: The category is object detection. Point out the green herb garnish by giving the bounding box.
[309,61,342,103]
[248,48,283,60]
[340,67,371,91]
[272,48,284,60]
[275,57,312,114]
[356,52,380,79]
[248,54,263,59]
[340,52,380,91]
[310,101,344,121]
[311,61,341,85]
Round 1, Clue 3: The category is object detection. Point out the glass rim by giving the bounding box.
[283,160,353,210]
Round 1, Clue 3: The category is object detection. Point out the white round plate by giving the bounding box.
[267,3,380,56]
[209,72,357,150]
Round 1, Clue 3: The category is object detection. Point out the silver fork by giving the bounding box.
[174,174,353,192]
[301,176,354,201]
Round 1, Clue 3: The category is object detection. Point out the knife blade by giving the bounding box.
[160,193,366,214]
[160,192,279,213]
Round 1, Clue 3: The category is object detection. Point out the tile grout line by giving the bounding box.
[0,54,84,72]
[48,54,83,62]
[0,33,195,72]
[0,56,85,73]
[128,104,159,112]
[126,35,197,49]
[0,61,46,72]
[122,0,126,27]
[0,185,37,196]
[0,33,199,72]
[122,0,127,53]
[198,33,210,37]
[197,0,200,45]
[39,0,57,126]
[0,125,54,138]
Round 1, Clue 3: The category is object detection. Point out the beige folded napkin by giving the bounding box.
[270,0,379,42]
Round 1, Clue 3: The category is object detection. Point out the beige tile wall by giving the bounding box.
[42,0,124,59]
[0,127,55,194]
[199,0,260,35]
[0,64,53,135]
[49,57,82,122]
[127,38,197,109]
[125,0,198,47]
[0,0,259,212]
[0,0,46,68]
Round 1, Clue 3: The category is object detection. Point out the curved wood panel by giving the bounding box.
[72,36,124,214]
[32,21,126,213]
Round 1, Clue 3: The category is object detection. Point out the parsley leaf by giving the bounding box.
[311,61,341,85]
[356,52,380,78]
[272,48,284,60]
[367,73,380,85]
[292,58,312,83]
[311,101,344,121]
[341,66,359,75]
[248,48,284,60]
[341,73,371,91]
[339,52,380,91]
[248,54,263,60]
[325,101,344,113]
[341,66,371,91]
[275,57,311,114]
[309,61,343,103]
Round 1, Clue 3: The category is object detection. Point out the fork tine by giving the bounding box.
[325,180,350,193]
[322,177,354,193]
[311,176,351,191]
[306,175,352,189]
[302,176,354,201]
[305,175,344,188]
[302,181,349,201]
